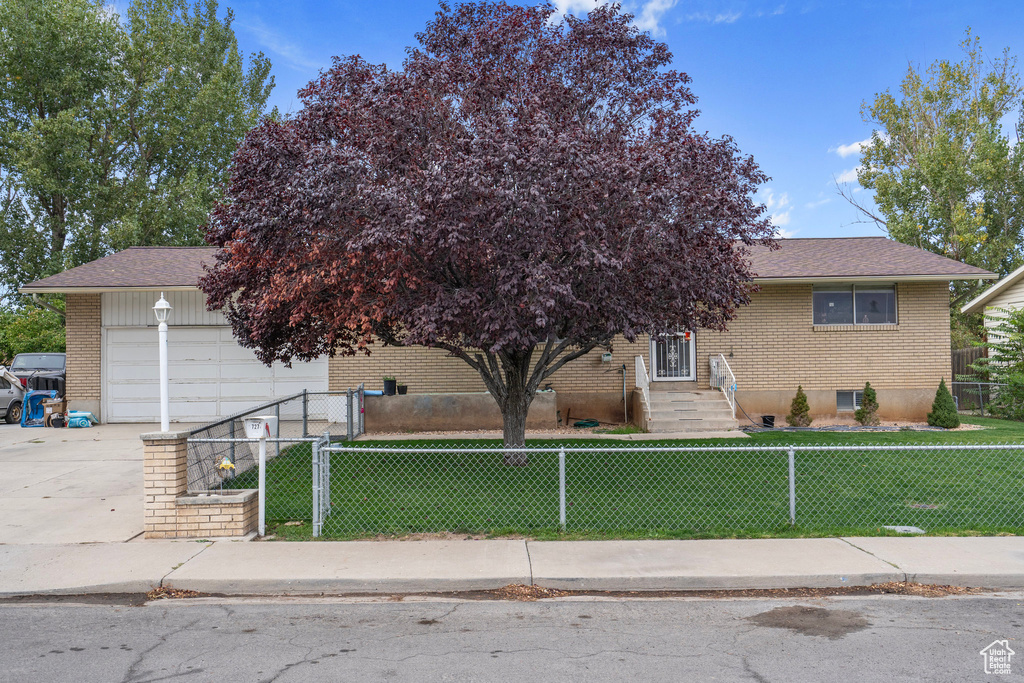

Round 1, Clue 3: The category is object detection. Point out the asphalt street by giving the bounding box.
[2,594,1021,682]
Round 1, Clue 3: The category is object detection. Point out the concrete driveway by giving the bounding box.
[0,422,159,543]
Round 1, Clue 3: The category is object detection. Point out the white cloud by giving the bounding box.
[761,189,792,228]
[633,0,680,36]
[685,10,742,23]
[240,17,324,72]
[836,167,861,184]
[804,196,831,210]
[552,0,602,13]
[776,227,798,238]
[552,0,679,36]
[684,4,785,24]
[830,137,872,158]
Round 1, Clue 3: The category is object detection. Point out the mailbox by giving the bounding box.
[243,415,278,439]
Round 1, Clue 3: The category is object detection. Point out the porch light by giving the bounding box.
[153,293,172,323]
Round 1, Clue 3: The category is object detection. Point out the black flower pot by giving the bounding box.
[397,385,408,395]
[383,379,397,396]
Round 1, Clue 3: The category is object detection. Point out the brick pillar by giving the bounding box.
[142,431,190,539]
[65,293,102,419]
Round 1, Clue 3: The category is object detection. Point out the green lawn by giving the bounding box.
[230,417,1024,540]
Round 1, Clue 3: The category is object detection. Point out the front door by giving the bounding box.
[651,331,695,381]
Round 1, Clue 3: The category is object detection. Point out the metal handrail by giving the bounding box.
[709,353,737,419]
[634,355,652,423]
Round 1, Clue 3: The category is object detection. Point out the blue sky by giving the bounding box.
[216,0,1024,239]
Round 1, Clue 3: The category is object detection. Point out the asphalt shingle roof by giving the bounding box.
[20,237,994,292]
[21,247,219,291]
[744,237,993,280]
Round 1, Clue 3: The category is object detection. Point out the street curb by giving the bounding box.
[528,572,907,592]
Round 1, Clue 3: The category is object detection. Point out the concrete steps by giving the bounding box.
[646,387,739,433]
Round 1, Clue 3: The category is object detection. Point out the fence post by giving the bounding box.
[275,402,281,457]
[347,388,354,441]
[312,436,320,537]
[302,389,309,438]
[358,384,365,436]
[323,432,332,515]
[788,447,796,526]
[229,420,235,464]
[978,382,985,416]
[559,447,566,532]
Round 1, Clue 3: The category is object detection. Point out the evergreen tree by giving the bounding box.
[786,385,811,427]
[927,379,961,428]
[854,382,880,426]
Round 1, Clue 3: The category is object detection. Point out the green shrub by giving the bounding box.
[854,381,879,426]
[927,379,960,428]
[786,385,811,427]
[990,374,1024,422]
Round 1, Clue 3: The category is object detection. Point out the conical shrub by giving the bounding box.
[786,386,811,427]
[927,379,960,428]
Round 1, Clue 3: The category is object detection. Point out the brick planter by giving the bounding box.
[142,431,258,539]
[176,490,258,537]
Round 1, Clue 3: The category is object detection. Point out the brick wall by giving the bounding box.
[694,281,951,391]
[329,281,950,397]
[329,336,642,395]
[65,293,102,416]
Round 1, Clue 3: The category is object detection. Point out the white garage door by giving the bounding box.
[104,326,328,423]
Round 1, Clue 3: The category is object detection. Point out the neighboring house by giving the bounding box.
[22,237,993,425]
[961,262,1024,346]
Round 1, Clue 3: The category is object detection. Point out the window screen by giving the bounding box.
[837,390,863,412]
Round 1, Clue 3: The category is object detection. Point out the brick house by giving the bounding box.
[21,237,992,428]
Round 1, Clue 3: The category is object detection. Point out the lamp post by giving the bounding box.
[153,293,172,432]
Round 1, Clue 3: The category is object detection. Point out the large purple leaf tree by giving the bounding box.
[200,2,775,452]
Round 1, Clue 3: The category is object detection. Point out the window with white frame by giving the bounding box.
[813,284,897,325]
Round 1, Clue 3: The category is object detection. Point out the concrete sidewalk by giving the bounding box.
[2,536,1024,597]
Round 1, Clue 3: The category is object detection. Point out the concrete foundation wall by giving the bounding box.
[736,388,940,423]
[630,390,649,430]
[557,391,629,426]
[365,391,557,432]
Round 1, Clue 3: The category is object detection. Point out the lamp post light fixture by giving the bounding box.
[153,293,172,432]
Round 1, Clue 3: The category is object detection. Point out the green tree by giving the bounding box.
[927,379,960,428]
[849,30,1024,311]
[854,381,880,426]
[0,0,274,301]
[0,303,64,363]
[786,385,811,427]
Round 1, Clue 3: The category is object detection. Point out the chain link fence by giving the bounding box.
[300,442,1024,537]
[186,388,363,503]
[951,381,1005,416]
[186,429,1024,537]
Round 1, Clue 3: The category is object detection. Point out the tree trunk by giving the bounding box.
[500,393,532,466]
[498,351,535,465]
